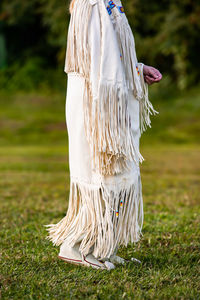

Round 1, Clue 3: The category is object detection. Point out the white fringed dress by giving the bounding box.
[44,0,158,260]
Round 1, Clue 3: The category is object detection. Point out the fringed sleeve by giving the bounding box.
[137,62,159,135]
[64,0,92,76]
[82,0,145,176]
[64,0,158,176]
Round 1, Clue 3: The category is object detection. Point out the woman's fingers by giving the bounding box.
[151,73,162,81]
[143,65,162,83]
[148,68,162,80]
[154,70,162,81]
[144,75,154,85]
[144,74,162,85]
[144,73,162,85]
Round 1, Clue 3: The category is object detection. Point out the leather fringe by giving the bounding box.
[83,78,145,176]
[137,63,159,134]
[64,0,159,175]
[44,175,143,260]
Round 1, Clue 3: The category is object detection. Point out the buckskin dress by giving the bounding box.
[44,0,159,260]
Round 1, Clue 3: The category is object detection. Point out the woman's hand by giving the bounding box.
[143,65,162,85]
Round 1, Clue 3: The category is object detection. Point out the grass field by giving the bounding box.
[0,85,200,299]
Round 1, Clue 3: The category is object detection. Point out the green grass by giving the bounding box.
[0,86,200,299]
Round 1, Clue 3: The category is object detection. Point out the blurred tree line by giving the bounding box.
[0,0,199,91]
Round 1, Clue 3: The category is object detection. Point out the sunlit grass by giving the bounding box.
[0,86,199,299]
[0,144,199,299]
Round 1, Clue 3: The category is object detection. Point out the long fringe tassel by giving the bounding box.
[112,9,159,134]
[64,0,92,76]
[137,63,159,135]
[83,79,145,176]
[113,12,143,99]
[44,176,143,260]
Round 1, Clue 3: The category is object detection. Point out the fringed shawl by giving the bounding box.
[64,0,159,175]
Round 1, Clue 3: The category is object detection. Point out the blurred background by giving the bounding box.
[0,0,200,145]
[0,0,200,298]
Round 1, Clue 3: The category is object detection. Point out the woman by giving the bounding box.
[44,0,162,270]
